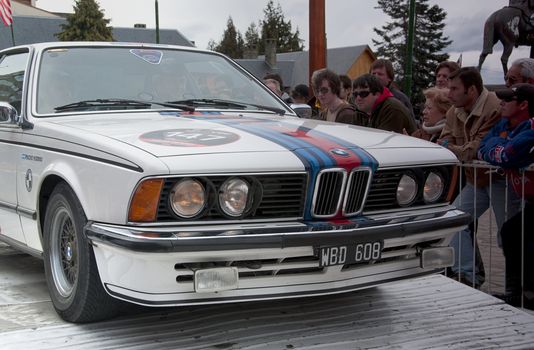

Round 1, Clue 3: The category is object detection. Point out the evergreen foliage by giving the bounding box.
[213,17,244,59]
[209,1,303,58]
[373,0,451,104]
[56,0,113,41]
[244,22,260,51]
[257,0,304,54]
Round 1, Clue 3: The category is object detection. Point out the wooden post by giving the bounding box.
[309,0,326,89]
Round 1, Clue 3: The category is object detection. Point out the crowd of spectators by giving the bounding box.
[261,57,534,310]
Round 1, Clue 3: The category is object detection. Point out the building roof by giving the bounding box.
[0,2,194,50]
[12,0,61,18]
[0,16,194,50]
[236,45,373,89]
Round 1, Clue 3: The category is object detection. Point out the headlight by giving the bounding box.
[169,179,206,218]
[424,172,444,203]
[396,174,417,206]
[219,178,249,217]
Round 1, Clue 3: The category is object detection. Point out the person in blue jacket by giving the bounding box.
[478,83,534,309]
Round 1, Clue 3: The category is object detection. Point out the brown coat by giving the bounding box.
[438,88,501,187]
[316,101,359,125]
[354,96,417,134]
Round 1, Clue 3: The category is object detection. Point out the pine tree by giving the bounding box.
[258,0,304,54]
[244,22,260,51]
[56,0,113,41]
[213,17,244,59]
[373,0,451,104]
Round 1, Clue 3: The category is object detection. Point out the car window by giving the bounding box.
[0,52,29,115]
[35,47,288,115]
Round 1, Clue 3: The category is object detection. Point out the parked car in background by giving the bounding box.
[0,42,469,323]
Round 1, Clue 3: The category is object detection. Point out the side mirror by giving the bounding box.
[290,103,312,119]
[0,102,18,124]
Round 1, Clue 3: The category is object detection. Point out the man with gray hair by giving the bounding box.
[504,58,534,87]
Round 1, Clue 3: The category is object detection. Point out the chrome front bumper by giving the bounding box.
[86,206,469,306]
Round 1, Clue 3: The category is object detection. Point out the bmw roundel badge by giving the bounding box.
[330,148,350,157]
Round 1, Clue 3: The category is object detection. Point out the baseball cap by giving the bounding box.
[495,83,534,102]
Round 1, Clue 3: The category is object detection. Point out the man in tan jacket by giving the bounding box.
[438,67,520,288]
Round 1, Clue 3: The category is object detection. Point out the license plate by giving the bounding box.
[317,241,383,267]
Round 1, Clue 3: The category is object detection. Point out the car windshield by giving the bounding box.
[35,46,290,115]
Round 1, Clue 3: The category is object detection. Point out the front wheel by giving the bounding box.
[43,183,119,323]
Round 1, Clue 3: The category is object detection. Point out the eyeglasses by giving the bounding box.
[314,87,331,95]
[502,97,517,102]
[353,90,371,98]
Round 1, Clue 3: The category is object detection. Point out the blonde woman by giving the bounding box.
[411,87,452,142]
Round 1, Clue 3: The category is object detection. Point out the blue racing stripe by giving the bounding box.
[294,124,378,170]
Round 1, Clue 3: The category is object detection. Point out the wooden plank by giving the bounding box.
[0,276,533,349]
[1,243,534,349]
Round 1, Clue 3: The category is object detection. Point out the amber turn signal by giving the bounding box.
[446,166,459,203]
[128,179,164,222]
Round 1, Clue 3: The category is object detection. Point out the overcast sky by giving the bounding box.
[34,0,528,85]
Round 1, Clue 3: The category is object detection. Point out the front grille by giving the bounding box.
[312,168,372,217]
[312,170,346,217]
[344,169,371,215]
[157,173,307,221]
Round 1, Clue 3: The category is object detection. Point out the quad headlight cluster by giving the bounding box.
[396,171,445,207]
[169,177,252,219]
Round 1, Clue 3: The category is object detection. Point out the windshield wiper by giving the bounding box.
[170,98,286,115]
[54,98,195,112]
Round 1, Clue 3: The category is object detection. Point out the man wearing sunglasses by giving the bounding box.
[352,73,416,134]
[478,83,534,309]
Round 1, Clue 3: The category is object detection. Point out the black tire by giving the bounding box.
[43,182,119,323]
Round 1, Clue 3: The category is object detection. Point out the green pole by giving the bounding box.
[10,25,15,46]
[9,17,15,46]
[404,0,416,98]
[155,0,160,44]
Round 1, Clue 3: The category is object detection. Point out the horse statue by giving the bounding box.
[478,1,534,76]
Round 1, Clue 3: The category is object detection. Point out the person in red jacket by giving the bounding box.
[352,74,416,134]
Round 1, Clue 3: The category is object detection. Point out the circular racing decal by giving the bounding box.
[140,129,240,147]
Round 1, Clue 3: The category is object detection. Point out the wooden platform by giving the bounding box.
[1,243,534,349]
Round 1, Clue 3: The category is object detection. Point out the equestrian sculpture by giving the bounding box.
[478,0,534,76]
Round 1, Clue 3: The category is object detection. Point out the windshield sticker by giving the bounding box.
[140,129,240,147]
[130,49,163,64]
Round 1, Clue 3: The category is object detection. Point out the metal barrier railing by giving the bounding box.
[451,160,533,310]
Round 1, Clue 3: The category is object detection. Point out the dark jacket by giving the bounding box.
[389,85,416,123]
[478,118,534,202]
[355,88,416,134]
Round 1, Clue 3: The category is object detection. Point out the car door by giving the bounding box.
[0,50,30,245]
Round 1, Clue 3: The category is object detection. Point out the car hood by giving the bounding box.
[48,111,454,168]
